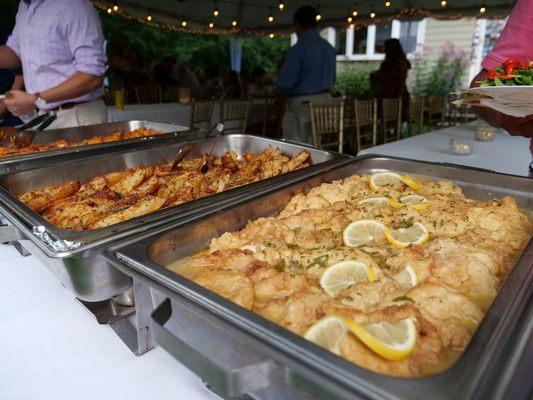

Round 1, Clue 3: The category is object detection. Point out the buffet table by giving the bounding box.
[359,123,532,177]
[1,123,531,400]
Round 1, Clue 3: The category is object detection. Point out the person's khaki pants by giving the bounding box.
[43,100,108,130]
[282,93,334,145]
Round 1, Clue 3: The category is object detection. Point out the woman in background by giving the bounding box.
[370,38,411,119]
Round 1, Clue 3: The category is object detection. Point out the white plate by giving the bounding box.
[467,86,533,104]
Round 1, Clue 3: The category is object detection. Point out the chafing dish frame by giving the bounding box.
[105,155,533,399]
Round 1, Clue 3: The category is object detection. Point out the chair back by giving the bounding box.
[308,101,344,153]
[408,97,424,136]
[428,95,445,130]
[354,99,377,151]
[220,98,252,133]
[382,98,402,143]
[262,96,283,138]
[135,86,162,104]
[190,99,215,130]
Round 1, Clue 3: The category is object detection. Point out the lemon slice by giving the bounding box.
[304,316,348,354]
[320,260,376,297]
[339,317,417,361]
[400,195,428,210]
[393,265,418,290]
[386,222,429,248]
[343,220,388,247]
[358,197,403,209]
[369,172,421,191]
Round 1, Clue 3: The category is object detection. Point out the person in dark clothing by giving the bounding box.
[153,57,178,89]
[0,16,23,126]
[370,38,411,120]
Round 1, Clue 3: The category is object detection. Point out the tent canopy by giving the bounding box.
[99,0,514,34]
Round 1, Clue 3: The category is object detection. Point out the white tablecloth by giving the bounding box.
[0,245,219,400]
[360,124,532,177]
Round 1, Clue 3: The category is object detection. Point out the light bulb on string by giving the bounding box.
[147,15,152,21]
[268,7,274,22]
[209,22,214,28]
[352,9,358,16]
[113,3,119,12]
[441,0,447,7]
[316,13,322,21]
[278,1,285,10]
[107,7,112,14]
[181,20,187,27]
[347,16,353,23]
[232,20,237,26]
[385,1,391,7]
[213,0,219,17]
[315,4,321,21]
[269,33,275,39]
[479,3,486,13]
[370,11,376,18]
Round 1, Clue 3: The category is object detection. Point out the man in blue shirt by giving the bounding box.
[278,6,337,144]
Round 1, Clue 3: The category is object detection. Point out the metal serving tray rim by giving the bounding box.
[0,135,350,257]
[105,155,533,399]
[0,120,190,164]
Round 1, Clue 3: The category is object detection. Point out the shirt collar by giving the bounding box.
[298,30,320,41]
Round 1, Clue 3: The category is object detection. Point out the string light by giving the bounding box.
[441,0,447,7]
[352,9,358,16]
[479,4,486,13]
[209,21,214,28]
[269,33,275,39]
[347,16,353,23]
[232,20,237,26]
[268,7,274,22]
[107,7,112,14]
[113,4,119,12]
[147,14,152,21]
[316,13,322,21]
[213,0,219,17]
[316,4,321,21]
[370,11,376,18]
[278,1,285,10]
[181,20,187,27]
[385,1,391,7]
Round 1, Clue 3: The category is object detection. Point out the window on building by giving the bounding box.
[335,30,347,55]
[352,27,368,54]
[399,21,419,54]
[374,23,392,54]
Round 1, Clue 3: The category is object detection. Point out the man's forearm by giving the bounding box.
[0,46,21,69]
[40,72,103,103]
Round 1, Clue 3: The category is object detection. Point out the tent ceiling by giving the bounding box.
[100,0,515,33]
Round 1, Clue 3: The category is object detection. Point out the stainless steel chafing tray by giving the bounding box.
[0,120,193,174]
[0,134,348,300]
[105,155,533,399]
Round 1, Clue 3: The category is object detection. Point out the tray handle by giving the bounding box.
[152,298,276,399]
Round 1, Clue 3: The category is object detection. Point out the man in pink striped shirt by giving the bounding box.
[0,0,107,129]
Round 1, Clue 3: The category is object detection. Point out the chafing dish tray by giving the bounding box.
[0,120,193,174]
[105,155,532,399]
[0,134,349,303]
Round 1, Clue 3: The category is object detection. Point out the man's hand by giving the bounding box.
[4,90,36,117]
[471,70,533,138]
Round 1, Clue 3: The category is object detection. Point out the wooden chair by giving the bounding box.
[262,96,283,138]
[408,97,425,136]
[381,98,402,143]
[189,99,215,130]
[427,96,446,131]
[220,98,252,133]
[134,86,162,104]
[308,101,345,153]
[354,99,377,152]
